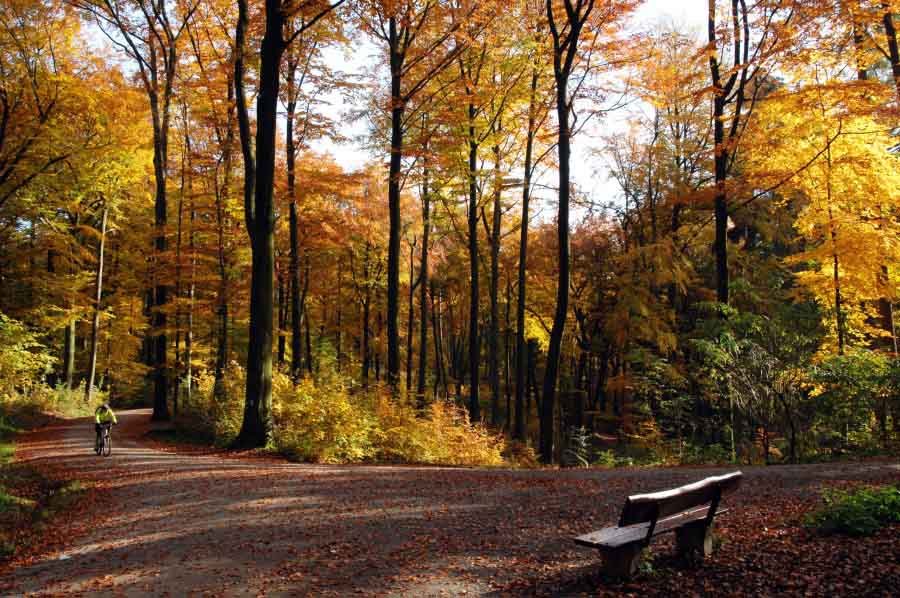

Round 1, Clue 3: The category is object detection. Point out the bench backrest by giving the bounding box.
[618,471,743,526]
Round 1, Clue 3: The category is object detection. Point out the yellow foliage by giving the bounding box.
[188,365,505,466]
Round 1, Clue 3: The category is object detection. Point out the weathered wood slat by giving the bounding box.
[621,471,742,525]
[575,507,730,550]
[574,472,742,579]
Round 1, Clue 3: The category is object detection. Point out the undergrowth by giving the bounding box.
[804,484,900,536]
[178,364,506,466]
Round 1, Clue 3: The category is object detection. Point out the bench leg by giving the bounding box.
[675,520,715,559]
[600,543,644,578]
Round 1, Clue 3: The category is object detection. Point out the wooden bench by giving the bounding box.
[574,471,743,578]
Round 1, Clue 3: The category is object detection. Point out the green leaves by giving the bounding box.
[805,485,900,537]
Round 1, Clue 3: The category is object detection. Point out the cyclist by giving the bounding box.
[94,403,118,447]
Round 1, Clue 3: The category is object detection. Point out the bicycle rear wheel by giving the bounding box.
[95,435,102,455]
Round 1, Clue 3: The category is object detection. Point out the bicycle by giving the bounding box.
[95,423,113,457]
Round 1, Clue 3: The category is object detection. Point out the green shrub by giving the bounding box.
[681,442,732,465]
[179,364,245,446]
[804,485,900,536]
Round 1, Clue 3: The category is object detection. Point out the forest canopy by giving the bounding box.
[2,0,900,466]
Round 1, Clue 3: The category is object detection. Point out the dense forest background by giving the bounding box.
[2,0,900,466]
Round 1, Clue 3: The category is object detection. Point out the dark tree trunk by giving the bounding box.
[504,277,512,430]
[214,96,232,398]
[467,108,480,423]
[406,238,417,393]
[336,266,343,369]
[287,80,304,380]
[514,62,538,441]
[304,262,313,374]
[540,35,576,462]
[488,144,502,428]
[417,161,430,403]
[883,2,900,101]
[185,181,196,411]
[386,16,403,391]
[712,94,728,305]
[233,0,282,448]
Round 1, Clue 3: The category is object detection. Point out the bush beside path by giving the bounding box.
[1,410,898,597]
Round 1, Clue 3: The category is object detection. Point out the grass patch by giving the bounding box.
[804,484,900,536]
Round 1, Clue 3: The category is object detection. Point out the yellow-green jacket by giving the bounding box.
[95,407,117,425]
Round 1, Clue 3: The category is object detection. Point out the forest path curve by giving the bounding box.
[1,409,898,597]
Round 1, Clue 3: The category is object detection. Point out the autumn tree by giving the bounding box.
[232,0,345,447]
[539,0,636,462]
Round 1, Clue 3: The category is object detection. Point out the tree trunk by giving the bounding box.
[362,292,371,388]
[304,261,313,374]
[708,2,729,305]
[540,69,573,464]
[214,104,232,399]
[386,16,404,391]
[336,266,343,369]
[514,62,538,441]
[504,277,512,430]
[185,187,195,410]
[233,0,282,448]
[488,143,502,427]
[63,318,76,391]
[175,125,185,408]
[84,207,108,404]
[417,161,430,403]
[406,238,417,393]
[287,88,304,380]
[883,2,900,101]
[467,107,480,423]
[277,273,287,364]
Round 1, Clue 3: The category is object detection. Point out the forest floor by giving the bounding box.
[0,410,898,597]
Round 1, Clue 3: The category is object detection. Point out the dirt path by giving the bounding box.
[2,410,898,597]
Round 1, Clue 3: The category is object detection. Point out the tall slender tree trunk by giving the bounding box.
[362,291,371,387]
[85,207,108,404]
[277,273,287,364]
[431,283,446,399]
[467,106,481,423]
[539,83,571,460]
[417,162,430,403]
[504,277,512,430]
[175,129,185,407]
[515,63,538,441]
[287,90,304,381]
[386,16,404,390]
[708,1,730,305]
[488,143,503,427]
[186,186,195,409]
[214,107,232,398]
[406,237,417,393]
[336,266,343,369]
[304,261,313,374]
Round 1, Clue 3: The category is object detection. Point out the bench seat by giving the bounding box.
[574,471,742,578]
[575,506,730,550]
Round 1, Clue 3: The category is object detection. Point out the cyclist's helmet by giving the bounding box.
[101,403,111,410]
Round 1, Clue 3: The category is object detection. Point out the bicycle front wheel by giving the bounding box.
[103,432,111,457]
